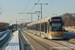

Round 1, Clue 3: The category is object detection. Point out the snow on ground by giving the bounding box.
[65,28,75,32]
[64,28,75,39]
[0,31,13,50]
[5,30,19,50]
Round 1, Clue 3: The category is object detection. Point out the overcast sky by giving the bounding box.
[0,0,75,25]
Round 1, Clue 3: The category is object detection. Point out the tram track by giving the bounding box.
[23,31,57,50]
[48,39,75,50]
[22,30,75,50]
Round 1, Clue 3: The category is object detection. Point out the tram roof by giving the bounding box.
[27,16,62,26]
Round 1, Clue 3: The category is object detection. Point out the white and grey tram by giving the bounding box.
[27,16,64,39]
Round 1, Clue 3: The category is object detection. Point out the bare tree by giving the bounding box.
[61,13,75,26]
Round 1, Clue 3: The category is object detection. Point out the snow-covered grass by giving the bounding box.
[5,30,19,50]
[65,28,75,30]
[65,28,75,32]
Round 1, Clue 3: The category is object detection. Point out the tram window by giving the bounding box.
[41,23,44,32]
[33,25,35,30]
[32,25,33,30]
[28,26,29,29]
[34,25,35,30]
[27,26,29,29]
[30,26,31,30]
[30,26,32,30]
[36,24,40,31]
[36,24,37,31]
[33,25,34,30]
[31,25,33,30]
[45,22,47,33]
[30,26,31,29]
[28,26,30,29]
[27,26,28,29]
[29,26,30,29]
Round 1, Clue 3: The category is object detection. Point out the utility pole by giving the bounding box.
[35,11,40,20]
[28,13,36,22]
[19,12,36,22]
[35,3,48,19]
[16,20,17,25]
[10,20,13,26]
[53,14,57,16]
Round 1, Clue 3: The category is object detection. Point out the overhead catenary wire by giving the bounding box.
[20,0,30,20]
[22,0,30,13]
[25,0,40,19]
[48,0,53,4]
[36,0,53,19]
[29,0,40,12]
[23,0,52,22]
[25,0,52,19]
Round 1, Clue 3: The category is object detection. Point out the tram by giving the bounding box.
[12,24,17,32]
[27,16,64,39]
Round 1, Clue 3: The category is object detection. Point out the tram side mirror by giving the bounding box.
[62,22,64,26]
[50,22,52,25]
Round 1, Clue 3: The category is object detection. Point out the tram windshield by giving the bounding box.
[51,22,62,31]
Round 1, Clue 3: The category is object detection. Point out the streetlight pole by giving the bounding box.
[53,14,57,16]
[35,3,48,36]
[41,3,42,19]
[10,20,13,26]
[16,20,17,25]
[35,11,40,20]
[35,3,48,19]
[27,13,36,22]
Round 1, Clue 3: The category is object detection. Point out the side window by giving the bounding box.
[33,25,34,30]
[41,23,44,32]
[29,26,30,29]
[32,25,33,30]
[28,26,29,29]
[31,25,33,30]
[36,24,37,31]
[30,26,32,30]
[30,26,31,30]
[27,26,28,29]
[33,25,35,30]
[36,24,40,31]
[45,22,47,33]
[32,25,34,30]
